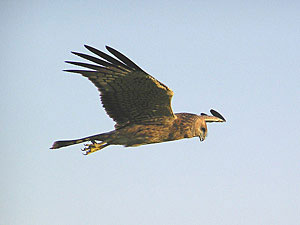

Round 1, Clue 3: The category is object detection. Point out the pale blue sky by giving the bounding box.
[1,0,300,224]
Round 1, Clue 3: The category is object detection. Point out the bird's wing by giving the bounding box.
[65,45,175,128]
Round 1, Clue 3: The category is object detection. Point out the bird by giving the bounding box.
[51,45,226,155]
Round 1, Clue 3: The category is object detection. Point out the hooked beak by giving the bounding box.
[199,135,205,142]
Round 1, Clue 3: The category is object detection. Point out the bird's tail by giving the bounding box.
[50,133,109,149]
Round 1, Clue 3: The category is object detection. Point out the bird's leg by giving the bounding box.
[81,141,110,155]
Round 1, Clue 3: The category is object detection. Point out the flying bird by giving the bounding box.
[51,45,226,155]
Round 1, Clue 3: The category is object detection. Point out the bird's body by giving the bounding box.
[51,46,226,155]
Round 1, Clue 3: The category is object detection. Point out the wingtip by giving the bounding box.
[63,69,81,73]
[105,45,113,51]
[71,51,80,56]
[50,142,59,149]
[210,109,226,122]
[84,44,94,51]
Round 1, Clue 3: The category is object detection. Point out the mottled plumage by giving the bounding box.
[51,45,226,155]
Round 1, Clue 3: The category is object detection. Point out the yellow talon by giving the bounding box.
[82,142,109,155]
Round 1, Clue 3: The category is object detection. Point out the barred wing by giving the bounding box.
[65,45,175,128]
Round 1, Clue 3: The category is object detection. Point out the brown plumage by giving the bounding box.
[51,45,226,155]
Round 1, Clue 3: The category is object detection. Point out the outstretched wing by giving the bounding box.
[65,45,175,128]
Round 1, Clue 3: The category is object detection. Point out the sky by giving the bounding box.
[1,0,300,224]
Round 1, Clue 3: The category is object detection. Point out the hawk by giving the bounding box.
[51,45,226,155]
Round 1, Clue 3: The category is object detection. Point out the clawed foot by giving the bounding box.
[81,141,109,155]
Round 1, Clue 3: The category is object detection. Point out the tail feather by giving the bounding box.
[50,139,87,149]
[50,133,109,149]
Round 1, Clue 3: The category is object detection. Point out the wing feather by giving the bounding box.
[105,46,145,71]
[65,45,175,127]
[84,45,132,71]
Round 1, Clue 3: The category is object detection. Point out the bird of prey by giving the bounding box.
[51,45,226,155]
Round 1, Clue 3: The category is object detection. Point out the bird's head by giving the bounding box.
[198,120,208,142]
[198,109,226,142]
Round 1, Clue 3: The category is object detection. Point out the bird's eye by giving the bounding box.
[201,128,206,132]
